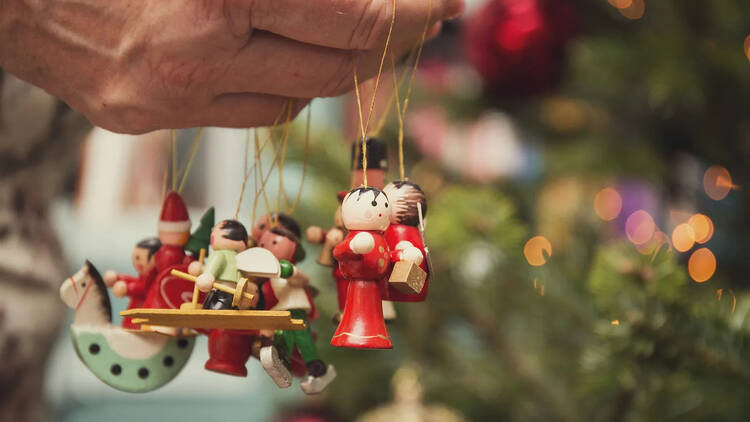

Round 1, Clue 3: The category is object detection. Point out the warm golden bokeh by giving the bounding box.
[687,213,714,244]
[745,35,750,61]
[635,231,671,256]
[703,165,733,200]
[594,187,623,221]
[618,0,645,20]
[688,248,717,283]
[672,223,696,253]
[625,210,656,245]
[608,0,633,10]
[524,236,552,267]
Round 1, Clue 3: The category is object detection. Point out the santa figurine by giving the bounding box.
[381,181,430,302]
[331,186,393,349]
[142,191,196,311]
[103,237,161,329]
[257,225,336,394]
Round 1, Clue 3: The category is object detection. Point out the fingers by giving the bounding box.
[188,93,308,129]
[218,30,431,99]
[247,0,464,50]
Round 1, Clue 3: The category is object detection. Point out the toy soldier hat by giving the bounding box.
[351,136,388,170]
[158,191,191,232]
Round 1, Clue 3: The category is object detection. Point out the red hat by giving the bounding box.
[158,191,191,233]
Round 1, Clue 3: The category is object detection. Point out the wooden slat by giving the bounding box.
[121,309,306,331]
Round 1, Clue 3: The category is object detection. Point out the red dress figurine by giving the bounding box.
[103,237,162,329]
[143,191,195,310]
[331,187,393,349]
[382,181,430,302]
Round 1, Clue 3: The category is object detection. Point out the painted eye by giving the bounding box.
[259,224,265,229]
[81,282,87,287]
[371,200,377,206]
[260,243,265,247]
[385,203,388,208]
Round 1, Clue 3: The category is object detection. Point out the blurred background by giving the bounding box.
[3,0,750,421]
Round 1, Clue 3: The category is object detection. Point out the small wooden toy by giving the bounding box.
[381,181,431,302]
[102,237,161,329]
[331,187,393,349]
[250,212,302,246]
[192,219,253,310]
[258,225,336,394]
[60,261,194,393]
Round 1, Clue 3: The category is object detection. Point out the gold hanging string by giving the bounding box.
[352,0,398,187]
[236,101,289,220]
[371,45,420,136]
[171,130,178,191]
[251,129,261,226]
[274,104,294,223]
[287,104,311,215]
[177,128,204,194]
[400,0,432,120]
[390,54,406,180]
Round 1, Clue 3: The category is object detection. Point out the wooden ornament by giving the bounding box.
[236,247,282,278]
[388,261,427,294]
[170,269,254,302]
[121,309,306,331]
[60,261,194,393]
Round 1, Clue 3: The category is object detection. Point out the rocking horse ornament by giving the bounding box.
[60,261,195,393]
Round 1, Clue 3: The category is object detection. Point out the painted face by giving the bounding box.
[159,230,190,247]
[341,188,391,231]
[251,214,271,242]
[210,226,247,252]
[258,230,296,261]
[131,247,156,275]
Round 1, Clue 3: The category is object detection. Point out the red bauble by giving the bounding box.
[463,0,577,98]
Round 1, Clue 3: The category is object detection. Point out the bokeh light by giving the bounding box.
[635,231,671,256]
[594,187,623,221]
[687,213,714,244]
[617,0,645,20]
[625,210,656,245]
[703,165,733,200]
[688,248,717,283]
[672,223,696,253]
[524,236,552,267]
[745,35,750,61]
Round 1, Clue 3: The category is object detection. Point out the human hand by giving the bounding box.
[1,0,463,133]
[350,232,375,254]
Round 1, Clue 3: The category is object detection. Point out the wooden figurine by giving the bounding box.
[142,191,198,311]
[250,212,302,247]
[191,219,252,310]
[60,261,194,393]
[382,181,430,302]
[258,225,336,394]
[307,136,397,322]
[102,237,161,329]
[331,187,393,349]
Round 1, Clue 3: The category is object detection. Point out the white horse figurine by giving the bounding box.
[60,261,195,393]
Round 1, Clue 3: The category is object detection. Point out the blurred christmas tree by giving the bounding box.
[273,0,750,420]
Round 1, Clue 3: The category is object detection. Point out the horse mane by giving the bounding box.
[85,260,112,323]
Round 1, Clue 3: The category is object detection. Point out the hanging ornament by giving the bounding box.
[356,366,468,422]
[462,0,577,98]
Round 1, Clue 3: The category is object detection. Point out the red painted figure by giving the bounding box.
[143,191,195,310]
[103,237,161,329]
[331,187,393,349]
[382,181,430,302]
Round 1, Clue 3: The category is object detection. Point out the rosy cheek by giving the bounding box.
[364,210,373,219]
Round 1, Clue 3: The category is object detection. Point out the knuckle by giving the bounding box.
[320,52,356,97]
[349,0,390,50]
[86,89,154,134]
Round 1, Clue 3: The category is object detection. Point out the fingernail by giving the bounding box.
[445,0,465,20]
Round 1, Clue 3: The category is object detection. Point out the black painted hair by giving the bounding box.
[85,260,112,323]
[388,181,427,226]
[351,137,388,170]
[349,186,388,204]
[272,213,301,238]
[218,219,249,245]
[136,237,161,259]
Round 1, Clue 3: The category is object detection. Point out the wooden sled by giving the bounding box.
[121,308,306,331]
